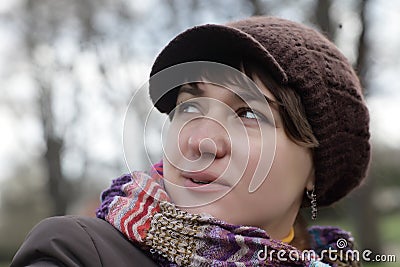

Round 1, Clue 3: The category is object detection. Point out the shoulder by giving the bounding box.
[11,215,157,267]
[308,225,361,266]
[308,225,356,251]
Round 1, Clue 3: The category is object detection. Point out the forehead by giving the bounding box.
[178,77,276,105]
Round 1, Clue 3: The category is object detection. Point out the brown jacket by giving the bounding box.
[11,215,158,267]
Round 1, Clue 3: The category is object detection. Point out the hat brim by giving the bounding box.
[149,24,287,114]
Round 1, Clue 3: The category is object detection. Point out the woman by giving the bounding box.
[12,16,370,267]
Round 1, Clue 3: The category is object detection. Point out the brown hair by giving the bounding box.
[242,61,319,148]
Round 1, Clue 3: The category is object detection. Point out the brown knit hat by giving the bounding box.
[149,16,371,207]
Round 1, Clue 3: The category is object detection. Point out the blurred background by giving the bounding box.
[0,0,399,266]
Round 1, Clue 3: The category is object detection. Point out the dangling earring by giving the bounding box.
[307,186,317,220]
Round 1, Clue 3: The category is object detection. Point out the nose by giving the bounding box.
[185,118,230,160]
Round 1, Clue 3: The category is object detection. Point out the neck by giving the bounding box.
[264,222,294,241]
[261,202,300,241]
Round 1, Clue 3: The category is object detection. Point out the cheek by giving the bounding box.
[263,137,313,201]
[238,133,312,206]
[274,139,313,182]
[162,120,187,184]
[163,120,191,168]
[163,155,177,182]
[235,129,275,191]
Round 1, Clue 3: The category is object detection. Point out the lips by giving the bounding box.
[181,171,231,191]
[182,171,221,184]
[189,178,211,184]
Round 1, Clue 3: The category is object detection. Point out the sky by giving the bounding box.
[0,0,399,184]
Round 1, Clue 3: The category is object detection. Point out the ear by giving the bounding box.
[305,167,315,191]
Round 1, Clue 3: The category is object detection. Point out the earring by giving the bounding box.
[307,186,317,220]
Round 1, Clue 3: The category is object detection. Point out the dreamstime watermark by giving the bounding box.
[257,238,397,264]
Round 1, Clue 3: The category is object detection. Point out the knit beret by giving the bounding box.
[149,16,371,207]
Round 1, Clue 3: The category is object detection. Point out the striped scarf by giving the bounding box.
[96,162,357,267]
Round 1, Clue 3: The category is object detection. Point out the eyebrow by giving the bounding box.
[178,83,280,107]
[179,83,204,96]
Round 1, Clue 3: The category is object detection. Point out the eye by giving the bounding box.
[177,102,201,114]
[236,107,272,125]
[237,107,259,119]
[238,109,258,119]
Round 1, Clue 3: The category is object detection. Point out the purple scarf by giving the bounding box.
[97,162,359,267]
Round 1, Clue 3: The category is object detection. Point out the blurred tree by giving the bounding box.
[0,164,51,260]
[371,148,400,188]
[315,0,334,40]
[248,0,265,16]
[21,0,97,215]
[13,0,151,215]
[351,0,382,255]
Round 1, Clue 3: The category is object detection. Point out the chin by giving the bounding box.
[182,204,236,223]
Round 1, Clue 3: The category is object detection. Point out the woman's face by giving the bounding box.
[163,76,314,239]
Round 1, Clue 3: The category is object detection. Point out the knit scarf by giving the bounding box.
[97,162,358,267]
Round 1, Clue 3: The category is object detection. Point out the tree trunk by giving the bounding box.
[315,0,335,40]
[249,0,265,16]
[44,137,69,215]
[38,84,70,216]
